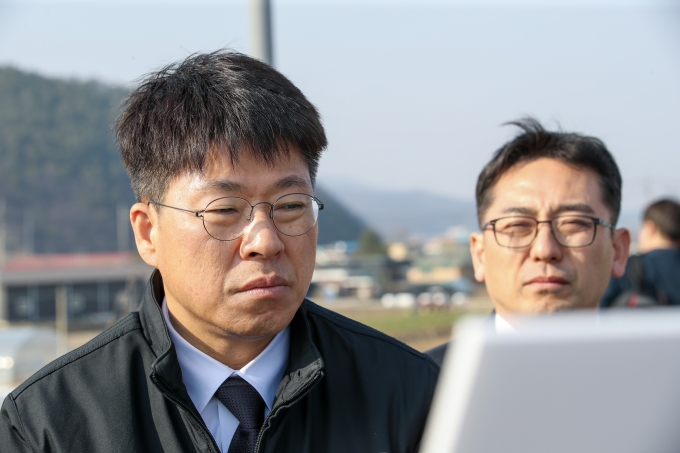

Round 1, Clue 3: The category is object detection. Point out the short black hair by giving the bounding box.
[115,50,327,202]
[644,199,680,244]
[476,118,622,225]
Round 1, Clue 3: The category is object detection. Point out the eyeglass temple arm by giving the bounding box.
[148,200,202,217]
[597,218,614,229]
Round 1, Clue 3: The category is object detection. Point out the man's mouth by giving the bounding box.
[525,276,570,289]
[237,276,289,297]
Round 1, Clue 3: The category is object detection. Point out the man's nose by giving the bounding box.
[239,206,285,259]
[529,222,563,262]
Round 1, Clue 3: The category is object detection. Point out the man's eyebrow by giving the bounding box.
[198,175,311,195]
[501,206,536,216]
[500,204,596,216]
[273,175,312,191]
[553,203,596,215]
[201,179,247,194]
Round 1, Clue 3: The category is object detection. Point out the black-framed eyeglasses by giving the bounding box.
[482,215,614,249]
[149,193,324,241]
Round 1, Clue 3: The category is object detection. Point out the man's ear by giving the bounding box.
[130,202,159,268]
[470,231,486,282]
[611,227,631,278]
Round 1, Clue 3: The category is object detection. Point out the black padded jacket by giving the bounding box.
[1,271,439,453]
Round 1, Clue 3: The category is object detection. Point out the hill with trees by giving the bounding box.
[0,67,365,255]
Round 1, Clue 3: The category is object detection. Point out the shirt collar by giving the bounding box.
[494,312,517,334]
[162,298,290,413]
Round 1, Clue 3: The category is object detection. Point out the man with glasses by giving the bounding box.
[1,51,438,453]
[427,118,630,366]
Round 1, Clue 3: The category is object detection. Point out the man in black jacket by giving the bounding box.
[1,51,438,453]
[601,198,680,307]
[427,119,631,366]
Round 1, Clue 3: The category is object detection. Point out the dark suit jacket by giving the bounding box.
[425,311,495,367]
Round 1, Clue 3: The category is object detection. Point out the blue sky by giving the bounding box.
[0,0,679,225]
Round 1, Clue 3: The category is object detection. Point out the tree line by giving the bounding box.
[0,67,365,255]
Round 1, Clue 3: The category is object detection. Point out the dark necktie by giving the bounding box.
[215,375,266,453]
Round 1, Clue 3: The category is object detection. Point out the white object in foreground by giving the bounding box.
[421,310,680,453]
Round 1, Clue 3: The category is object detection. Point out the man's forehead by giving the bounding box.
[197,146,312,189]
[485,159,605,218]
[498,203,597,217]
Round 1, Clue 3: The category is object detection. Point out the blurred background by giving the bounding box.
[0,0,678,395]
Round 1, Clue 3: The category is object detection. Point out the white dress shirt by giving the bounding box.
[494,312,517,334]
[162,299,290,453]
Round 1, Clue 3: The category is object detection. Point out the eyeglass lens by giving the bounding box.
[493,216,596,248]
[202,194,321,241]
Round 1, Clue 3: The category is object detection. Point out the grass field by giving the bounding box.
[328,296,493,351]
[331,307,462,351]
[349,309,460,338]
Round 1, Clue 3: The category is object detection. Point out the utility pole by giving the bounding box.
[55,286,69,357]
[0,200,6,322]
[23,206,34,254]
[250,0,273,66]
[0,199,5,267]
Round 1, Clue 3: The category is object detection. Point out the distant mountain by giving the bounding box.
[0,68,368,254]
[318,176,478,239]
[0,67,132,254]
[314,185,367,245]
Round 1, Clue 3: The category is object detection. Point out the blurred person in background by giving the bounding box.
[427,118,630,366]
[601,199,680,308]
[0,51,438,453]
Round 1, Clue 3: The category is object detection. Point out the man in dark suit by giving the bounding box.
[428,118,630,366]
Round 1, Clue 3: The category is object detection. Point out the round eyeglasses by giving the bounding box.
[483,215,614,249]
[149,193,324,241]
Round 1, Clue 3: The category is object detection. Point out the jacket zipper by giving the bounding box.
[254,370,322,453]
[151,372,222,453]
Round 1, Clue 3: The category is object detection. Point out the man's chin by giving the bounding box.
[215,314,289,341]
[218,295,302,337]
[518,295,580,314]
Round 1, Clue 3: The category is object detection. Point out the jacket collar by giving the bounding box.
[274,301,324,405]
[139,269,172,357]
[138,269,324,407]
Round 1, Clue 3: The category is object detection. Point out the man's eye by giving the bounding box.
[501,222,533,230]
[559,219,591,230]
[209,207,240,215]
[507,222,531,228]
[278,203,304,211]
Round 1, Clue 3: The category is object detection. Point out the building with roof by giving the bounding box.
[406,229,474,286]
[0,252,153,325]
